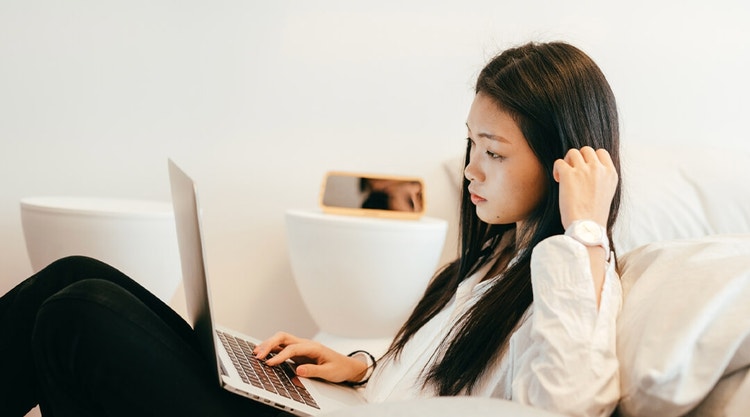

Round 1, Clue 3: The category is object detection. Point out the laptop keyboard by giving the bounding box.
[217,330,320,409]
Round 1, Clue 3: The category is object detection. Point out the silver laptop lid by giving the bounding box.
[167,159,223,384]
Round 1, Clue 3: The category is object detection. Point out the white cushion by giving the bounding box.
[615,144,750,253]
[617,234,750,417]
[685,366,750,417]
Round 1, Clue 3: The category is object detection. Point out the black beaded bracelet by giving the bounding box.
[346,350,377,387]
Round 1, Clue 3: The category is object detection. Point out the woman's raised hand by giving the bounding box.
[553,146,618,229]
[253,332,367,384]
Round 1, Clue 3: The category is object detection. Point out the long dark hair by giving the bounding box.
[381,41,621,395]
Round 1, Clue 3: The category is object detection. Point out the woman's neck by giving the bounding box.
[482,230,517,282]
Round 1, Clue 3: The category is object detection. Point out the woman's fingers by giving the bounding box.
[263,340,321,366]
[563,146,587,166]
[253,331,301,359]
[596,147,615,168]
[563,146,601,166]
[578,145,599,163]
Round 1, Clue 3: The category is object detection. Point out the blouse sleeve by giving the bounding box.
[511,235,622,417]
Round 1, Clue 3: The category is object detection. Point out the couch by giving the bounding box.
[321,142,750,417]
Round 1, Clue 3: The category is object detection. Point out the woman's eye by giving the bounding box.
[486,150,503,160]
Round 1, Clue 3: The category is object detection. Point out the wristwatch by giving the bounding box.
[564,220,610,260]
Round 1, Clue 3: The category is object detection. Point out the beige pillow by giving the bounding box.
[617,234,750,417]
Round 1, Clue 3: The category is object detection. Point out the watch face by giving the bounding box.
[575,221,603,244]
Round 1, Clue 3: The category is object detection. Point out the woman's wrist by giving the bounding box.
[345,350,376,386]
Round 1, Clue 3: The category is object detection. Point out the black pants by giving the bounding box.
[0,256,279,417]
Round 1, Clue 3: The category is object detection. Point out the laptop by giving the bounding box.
[167,159,366,416]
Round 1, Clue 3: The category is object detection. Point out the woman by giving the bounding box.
[1,41,621,417]
[257,40,622,416]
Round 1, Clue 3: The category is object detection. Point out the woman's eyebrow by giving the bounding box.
[478,132,511,144]
[466,123,511,144]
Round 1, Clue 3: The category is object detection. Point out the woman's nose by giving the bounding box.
[464,158,480,182]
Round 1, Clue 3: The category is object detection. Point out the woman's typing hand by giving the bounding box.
[254,332,368,384]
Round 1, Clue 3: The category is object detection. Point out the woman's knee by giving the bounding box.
[43,255,116,277]
[31,279,143,361]
[31,279,115,357]
[37,278,136,320]
[34,256,133,295]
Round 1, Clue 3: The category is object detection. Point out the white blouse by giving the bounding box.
[362,235,622,417]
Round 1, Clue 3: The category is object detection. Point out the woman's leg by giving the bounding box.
[0,256,276,416]
[0,256,182,416]
[0,256,196,416]
[32,278,275,416]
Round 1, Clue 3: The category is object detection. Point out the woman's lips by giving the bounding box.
[470,193,486,204]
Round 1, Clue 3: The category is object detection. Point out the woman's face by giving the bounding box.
[464,92,547,227]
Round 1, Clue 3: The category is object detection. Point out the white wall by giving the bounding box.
[2,0,749,339]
